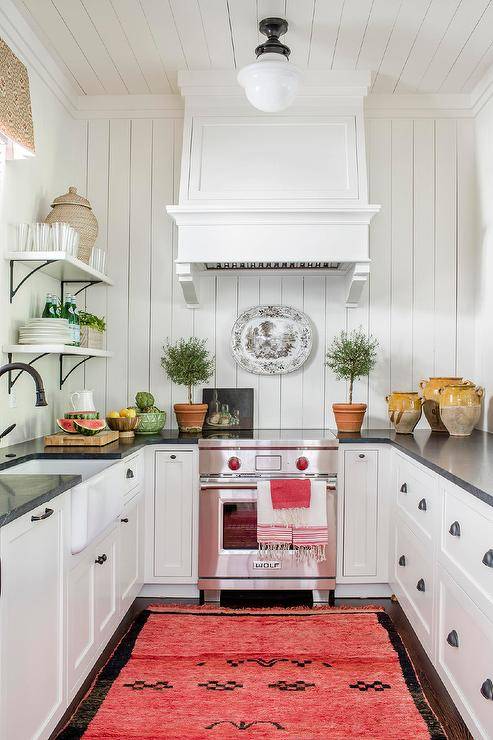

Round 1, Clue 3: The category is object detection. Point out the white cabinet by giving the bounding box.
[0,498,65,740]
[341,449,379,577]
[119,492,144,614]
[153,450,196,579]
[94,525,119,651]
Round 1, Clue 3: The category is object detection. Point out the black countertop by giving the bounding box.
[1,427,493,529]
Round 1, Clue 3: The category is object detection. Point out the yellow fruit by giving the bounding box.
[107,411,119,419]
[126,408,137,418]
[119,408,130,418]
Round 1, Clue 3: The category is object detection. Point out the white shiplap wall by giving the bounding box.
[84,113,476,430]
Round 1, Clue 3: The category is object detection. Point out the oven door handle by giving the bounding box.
[200,482,337,492]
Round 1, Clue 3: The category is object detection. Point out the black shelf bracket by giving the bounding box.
[9,259,55,303]
[61,279,103,301]
[59,353,102,388]
[7,352,50,394]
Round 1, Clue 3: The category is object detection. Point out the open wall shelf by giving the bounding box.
[3,345,113,390]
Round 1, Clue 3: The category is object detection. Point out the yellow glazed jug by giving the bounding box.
[419,377,466,432]
[439,384,484,437]
[386,392,422,434]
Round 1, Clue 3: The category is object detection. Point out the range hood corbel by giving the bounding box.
[167,70,380,309]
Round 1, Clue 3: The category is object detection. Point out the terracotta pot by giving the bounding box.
[439,384,484,437]
[386,391,422,434]
[419,377,467,433]
[332,403,367,433]
[174,403,208,433]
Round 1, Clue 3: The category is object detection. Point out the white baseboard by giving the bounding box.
[139,583,200,599]
[335,583,392,598]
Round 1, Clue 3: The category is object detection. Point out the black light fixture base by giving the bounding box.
[256,17,290,58]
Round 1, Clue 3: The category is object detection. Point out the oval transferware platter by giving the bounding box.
[231,305,313,375]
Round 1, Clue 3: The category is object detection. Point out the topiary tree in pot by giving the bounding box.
[326,327,378,433]
[161,337,215,432]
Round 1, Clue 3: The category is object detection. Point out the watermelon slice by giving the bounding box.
[64,411,100,420]
[57,418,77,434]
[73,419,107,436]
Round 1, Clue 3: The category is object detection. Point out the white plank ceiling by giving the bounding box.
[13,0,493,95]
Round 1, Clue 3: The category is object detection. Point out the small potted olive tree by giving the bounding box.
[161,337,215,432]
[326,327,378,433]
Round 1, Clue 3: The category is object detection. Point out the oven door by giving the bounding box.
[199,484,335,579]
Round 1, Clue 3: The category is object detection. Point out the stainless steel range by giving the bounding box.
[198,435,338,604]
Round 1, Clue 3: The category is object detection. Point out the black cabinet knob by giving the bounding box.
[170,454,176,459]
[449,521,461,537]
[358,453,365,459]
[400,483,407,493]
[416,578,426,592]
[126,468,134,479]
[121,517,129,523]
[95,554,107,565]
[446,630,459,648]
[418,498,427,511]
[481,679,493,701]
[31,507,54,522]
[398,555,406,566]
[482,549,493,568]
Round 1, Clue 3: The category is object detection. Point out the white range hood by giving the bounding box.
[167,71,380,308]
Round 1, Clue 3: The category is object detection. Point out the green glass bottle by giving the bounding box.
[62,295,80,346]
[42,293,57,318]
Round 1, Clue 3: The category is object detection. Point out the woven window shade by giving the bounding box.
[0,37,35,154]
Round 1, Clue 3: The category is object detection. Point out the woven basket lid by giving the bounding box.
[51,186,92,210]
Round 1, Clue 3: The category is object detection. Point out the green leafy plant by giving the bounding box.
[326,327,378,404]
[161,337,215,405]
[79,311,106,333]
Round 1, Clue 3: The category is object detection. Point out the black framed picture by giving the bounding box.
[202,388,254,430]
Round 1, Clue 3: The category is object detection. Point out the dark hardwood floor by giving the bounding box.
[52,593,472,739]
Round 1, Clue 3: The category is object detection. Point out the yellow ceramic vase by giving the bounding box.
[419,377,465,432]
[439,384,484,437]
[386,392,422,434]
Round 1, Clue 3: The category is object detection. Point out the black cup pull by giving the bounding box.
[481,679,493,701]
[170,454,176,459]
[482,549,493,568]
[446,630,459,648]
[400,483,407,493]
[31,507,54,522]
[449,521,461,537]
[416,578,426,592]
[95,554,107,565]
[121,517,129,523]
[126,468,134,479]
[358,453,365,459]
[418,498,427,511]
[398,555,406,567]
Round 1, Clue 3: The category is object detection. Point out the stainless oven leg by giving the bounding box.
[202,589,221,603]
[313,589,335,605]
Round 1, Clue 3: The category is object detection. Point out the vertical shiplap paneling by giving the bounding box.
[214,276,238,389]
[194,274,217,403]
[105,119,131,412]
[150,119,175,413]
[413,119,436,398]
[456,119,477,381]
[347,280,370,426]
[302,276,326,429]
[237,276,261,423]
[258,277,282,428]
[85,119,110,413]
[367,118,392,428]
[435,119,458,375]
[128,119,153,404]
[390,119,414,392]
[324,277,348,428]
[279,276,304,429]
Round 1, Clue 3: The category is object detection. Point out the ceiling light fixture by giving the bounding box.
[237,17,300,113]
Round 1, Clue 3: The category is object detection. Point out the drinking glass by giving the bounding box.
[31,222,51,251]
[51,222,69,251]
[15,223,31,251]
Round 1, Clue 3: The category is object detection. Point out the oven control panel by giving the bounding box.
[199,443,338,477]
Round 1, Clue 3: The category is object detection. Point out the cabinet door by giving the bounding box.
[66,551,95,701]
[0,499,65,740]
[119,492,144,614]
[154,450,195,578]
[94,526,118,651]
[343,449,378,577]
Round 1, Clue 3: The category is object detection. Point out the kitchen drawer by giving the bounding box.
[394,452,439,545]
[393,518,434,657]
[440,484,493,622]
[437,565,493,740]
[123,452,144,499]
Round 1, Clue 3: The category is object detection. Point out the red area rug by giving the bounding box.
[59,605,445,739]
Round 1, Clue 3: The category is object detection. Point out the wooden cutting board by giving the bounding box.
[44,430,119,447]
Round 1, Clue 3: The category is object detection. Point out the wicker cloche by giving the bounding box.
[45,186,98,263]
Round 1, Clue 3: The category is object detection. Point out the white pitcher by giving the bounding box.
[70,390,96,411]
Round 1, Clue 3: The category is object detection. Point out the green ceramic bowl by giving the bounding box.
[135,411,166,434]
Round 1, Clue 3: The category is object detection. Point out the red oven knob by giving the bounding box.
[228,456,241,471]
[296,456,309,471]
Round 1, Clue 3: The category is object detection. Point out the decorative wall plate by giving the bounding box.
[231,305,313,375]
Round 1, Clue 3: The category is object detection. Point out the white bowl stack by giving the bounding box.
[18,318,73,345]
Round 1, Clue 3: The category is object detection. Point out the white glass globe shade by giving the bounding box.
[237,54,300,113]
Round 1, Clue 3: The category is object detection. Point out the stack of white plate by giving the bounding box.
[18,318,73,345]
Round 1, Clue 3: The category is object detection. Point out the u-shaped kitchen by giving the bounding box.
[0,429,492,739]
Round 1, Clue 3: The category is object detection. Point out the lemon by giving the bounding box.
[119,408,130,418]
[126,408,137,418]
[107,411,119,419]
